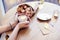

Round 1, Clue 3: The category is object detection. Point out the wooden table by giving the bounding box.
[1,1,60,40]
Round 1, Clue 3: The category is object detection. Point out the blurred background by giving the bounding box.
[1,0,59,13]
[0,0,60,25]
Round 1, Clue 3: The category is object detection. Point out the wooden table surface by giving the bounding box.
[1,1,60,40]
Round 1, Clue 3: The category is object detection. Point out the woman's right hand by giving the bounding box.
[16,21,29,29]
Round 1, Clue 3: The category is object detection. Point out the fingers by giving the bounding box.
[20,21,29,25]
[14,14,19,21]
[17,21,29,28]
[23,25,29,28]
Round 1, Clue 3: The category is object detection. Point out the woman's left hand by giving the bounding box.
[9,14,18,29]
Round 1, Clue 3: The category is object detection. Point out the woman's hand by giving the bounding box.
[16,21,29,29]
[8,21,29,40]
[9,14,18,29]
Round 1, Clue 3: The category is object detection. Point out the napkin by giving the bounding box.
[39,23,55,35]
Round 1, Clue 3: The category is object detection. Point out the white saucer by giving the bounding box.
[37,13,52,20]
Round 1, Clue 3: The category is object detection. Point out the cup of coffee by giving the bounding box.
[18,15,28,22]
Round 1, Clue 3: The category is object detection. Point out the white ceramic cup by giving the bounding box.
[18,15,27,22]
